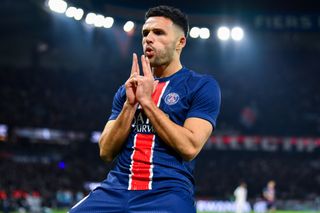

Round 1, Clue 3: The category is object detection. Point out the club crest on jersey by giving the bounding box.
[164,92,180,105]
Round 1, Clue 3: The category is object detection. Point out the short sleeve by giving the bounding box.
[186,78,221,128]
[108,85,126,121]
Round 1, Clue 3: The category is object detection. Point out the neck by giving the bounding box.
[152,60,182,78]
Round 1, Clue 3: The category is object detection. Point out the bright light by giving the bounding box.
[189,27,200,38]
[74,9,84,20]
[48,0,67,13]
[103,17,114,28]
[200,28,210,39]
[65,6,77,18]
[231,27,244,41]
[123,21,134,32]
[65,7,84,20]
[90,131,101,143]
[85,13,96,25]
[217,26,230,41]
[94,14,105,27]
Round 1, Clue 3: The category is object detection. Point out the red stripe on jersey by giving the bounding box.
[128,81,169,190]
[152,81,168,106]
[129,134,154,190]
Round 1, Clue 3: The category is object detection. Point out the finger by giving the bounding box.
[126,78,135,87]
[141,55,152,77]
[135,75,144,86]
[135,53,140,76]
[153,80,159,93]
[130,53,137,76]
[127,75,139,85]
[145,56,152,75]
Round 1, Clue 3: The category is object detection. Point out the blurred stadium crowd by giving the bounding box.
[1,140,319,211]
[1,48,319,136]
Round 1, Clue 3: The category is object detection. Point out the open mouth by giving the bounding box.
[145,47,155,58]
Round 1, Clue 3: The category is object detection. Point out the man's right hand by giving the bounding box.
[125,53,140,106]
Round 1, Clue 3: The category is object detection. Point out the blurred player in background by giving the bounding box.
[263,180,276,212]
[70,5,221,213]
[234,182,247,213]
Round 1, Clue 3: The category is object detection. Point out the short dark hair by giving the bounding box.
[145,5,189,37]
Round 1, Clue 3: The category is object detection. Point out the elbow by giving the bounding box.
[181,147,198,162]
[99,149,114,163]
[99,137,114,163]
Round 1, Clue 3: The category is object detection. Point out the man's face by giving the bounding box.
[142,16,182,67]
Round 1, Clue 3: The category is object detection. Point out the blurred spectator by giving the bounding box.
[26,191,42,213]
[234,182,247,213]
[56,189,73,208]
[263,180,276,212]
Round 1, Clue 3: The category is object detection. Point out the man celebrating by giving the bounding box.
[70,5,221,212]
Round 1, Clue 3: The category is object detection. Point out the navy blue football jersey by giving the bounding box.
[101,67,221,194]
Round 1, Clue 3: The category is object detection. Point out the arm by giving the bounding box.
[135,56,218,161]
[99,54,140,162]
[140,100,212,161]
[99,101,136,162]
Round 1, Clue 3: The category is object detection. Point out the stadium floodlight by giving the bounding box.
[217,26,230,41]
[189,27,200,38]
[91,131,101,143]
[199,28,210,39]
[94,14,105,27]
[123,21,135,32]
[231,27,244,41]
[85,13,96,25]
[74,8,84,21]
[103,17,114,28]
[65,6,77,18]
[48,0,67,13]
[41,128,51,140]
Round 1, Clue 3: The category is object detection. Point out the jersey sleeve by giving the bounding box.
[108,85,126,121]
[186,78,221,128]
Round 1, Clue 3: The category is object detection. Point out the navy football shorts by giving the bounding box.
[69,187,196,213]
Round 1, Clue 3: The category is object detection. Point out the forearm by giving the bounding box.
[140,100,199,161]
[99,101,136,162]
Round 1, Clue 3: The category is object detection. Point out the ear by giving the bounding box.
[176,36,186,50]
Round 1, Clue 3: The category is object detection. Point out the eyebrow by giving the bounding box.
[142,27,166,34]
[142,27,164,31]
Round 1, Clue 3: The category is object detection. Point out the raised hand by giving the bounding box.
[125,53,140,106]
[135,55,158,106]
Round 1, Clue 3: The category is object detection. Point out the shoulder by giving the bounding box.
[181,68,220,97]
[112,84,126,103]
[183,68,220,89]
[115,84,126,96]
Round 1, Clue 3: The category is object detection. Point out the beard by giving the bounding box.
[149,43,176,67]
